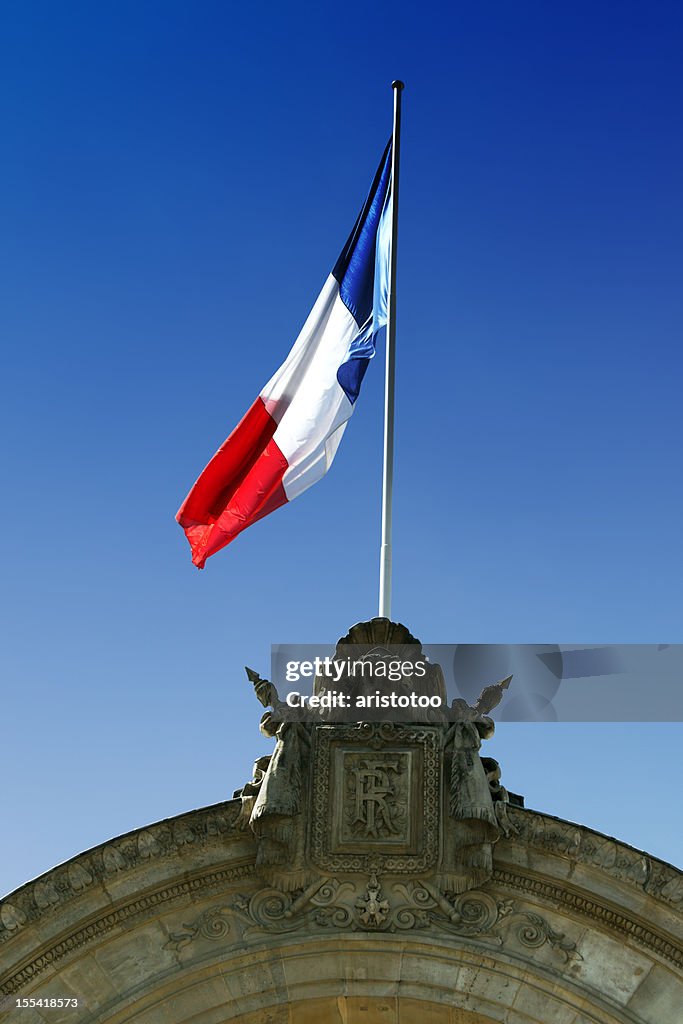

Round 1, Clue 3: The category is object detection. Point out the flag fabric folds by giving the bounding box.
[177,142,393,568]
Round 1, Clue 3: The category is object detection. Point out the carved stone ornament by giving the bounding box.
[163,872,582,966]
[3,615,683,1015]
[236,618,520,894]
[310,722,440,875]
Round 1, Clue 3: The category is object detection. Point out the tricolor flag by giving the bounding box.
[177,142,393,568]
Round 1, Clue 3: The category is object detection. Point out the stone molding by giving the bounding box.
[2,856,681,1003]
[2,800,682,1008]
[0,802,240,947]
[505,806,683,909]
[163,878,583,966]
[0,863,254,999]
[493,868,683,969]
[3,801,681,950]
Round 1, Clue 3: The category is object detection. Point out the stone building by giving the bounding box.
[1,620,682,1023]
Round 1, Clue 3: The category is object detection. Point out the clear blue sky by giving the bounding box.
[1,2,682,897]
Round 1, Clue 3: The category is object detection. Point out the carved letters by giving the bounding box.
[312,725,441,875]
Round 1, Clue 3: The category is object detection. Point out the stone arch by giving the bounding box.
[80,939,648,1023]
[1,799,681,1022]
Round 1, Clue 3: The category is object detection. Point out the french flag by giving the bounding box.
[177,142,393,568]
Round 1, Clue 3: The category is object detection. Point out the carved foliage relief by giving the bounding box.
[164,875,583,969]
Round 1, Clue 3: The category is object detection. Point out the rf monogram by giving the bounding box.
[353,761,400,837]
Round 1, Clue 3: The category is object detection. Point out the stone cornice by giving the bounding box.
[1,859,681,1004]
[493,867,683,969]
[0,862,255,999]
[0,800,244,946]
[1,800,681,953]
[505,806,683,911]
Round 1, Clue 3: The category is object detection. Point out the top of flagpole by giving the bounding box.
[392,80,404,90]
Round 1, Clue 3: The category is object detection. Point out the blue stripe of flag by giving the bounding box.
[333,141,392,405]
[332,141,392,328]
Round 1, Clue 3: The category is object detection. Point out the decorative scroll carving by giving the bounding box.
[165,906,233,952]
[172,874,582,967]
[501,910,583,964]
[6,798,680,953]
[494,867,683,967]
[7,858,683,1004]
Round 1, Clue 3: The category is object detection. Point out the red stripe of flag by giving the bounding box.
[176,398,288,568]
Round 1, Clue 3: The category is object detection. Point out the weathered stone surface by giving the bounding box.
[1,620,682,1022]
[1,798,679,1022]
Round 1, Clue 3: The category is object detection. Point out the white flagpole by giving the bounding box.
[378,80,403,620]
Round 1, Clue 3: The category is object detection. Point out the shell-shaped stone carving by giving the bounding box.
[335,618,422,658]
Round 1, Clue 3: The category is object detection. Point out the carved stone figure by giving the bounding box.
[233,754,271,832]
[250,720,316,890]
[482,756,520,837]
[235,671,316,890]
[438,717,499,893]
[237,619,521,896]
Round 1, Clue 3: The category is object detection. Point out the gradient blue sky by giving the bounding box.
[1,2,682,898]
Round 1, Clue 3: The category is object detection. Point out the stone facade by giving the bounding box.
[1,620,682,1022]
